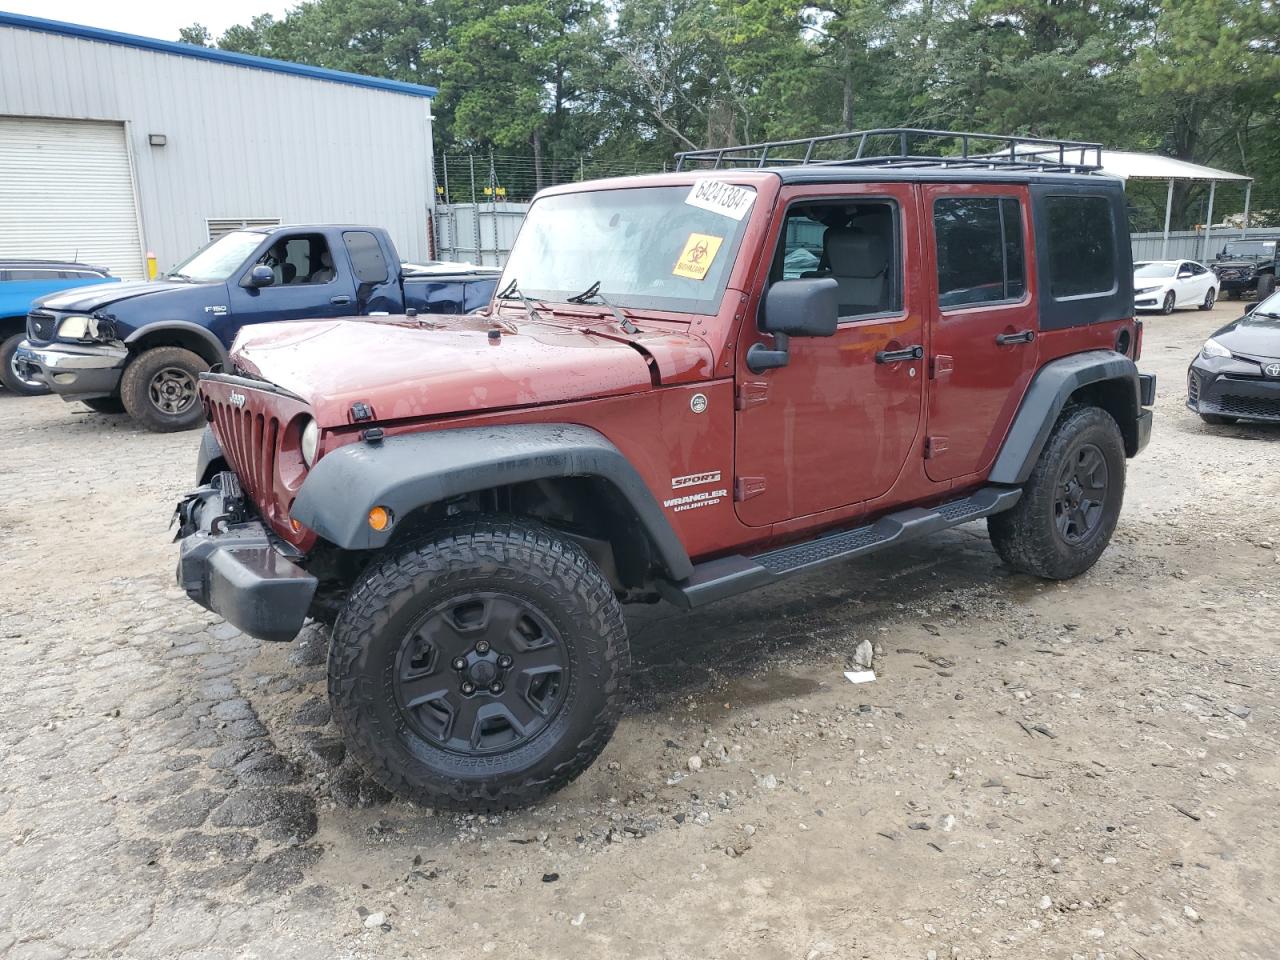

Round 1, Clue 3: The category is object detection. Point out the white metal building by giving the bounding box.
[0,12,436,279]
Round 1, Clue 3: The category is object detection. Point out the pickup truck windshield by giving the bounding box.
[168,231,265,282]
[501,185,755,315]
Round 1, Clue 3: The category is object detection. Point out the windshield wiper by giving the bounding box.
[566,281,639,334]
[1251,310,1280,320]
[496,278,548,328]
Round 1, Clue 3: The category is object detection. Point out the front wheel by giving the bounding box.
[1161,291,1176,315]
[1258,274,1276,300]
[120,346,208,432]
[328,519,629,810]
[1199,287,1217,311]
[988,406,1126,580]
[0,332,50,396]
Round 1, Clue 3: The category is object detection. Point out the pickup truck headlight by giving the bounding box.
[57,315,100,340]
[300,417,320,468]
[1200,338,1232,360]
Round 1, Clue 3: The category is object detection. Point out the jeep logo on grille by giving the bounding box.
[229,391,247,408]
[1264,363,1280,378]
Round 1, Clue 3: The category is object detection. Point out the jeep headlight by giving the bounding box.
[1201,338,1231,360]
[57,315,97,340]
[300,417,320,468]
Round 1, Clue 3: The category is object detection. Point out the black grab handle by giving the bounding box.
[875,345,924,363]
[995,330,1035,345]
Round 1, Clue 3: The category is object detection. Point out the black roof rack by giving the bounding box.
[674,128,1104,174]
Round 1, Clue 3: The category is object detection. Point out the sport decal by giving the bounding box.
[671,470,722,490]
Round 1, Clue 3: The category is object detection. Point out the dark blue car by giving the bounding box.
[0,260,117,396]
[15,225,499,431]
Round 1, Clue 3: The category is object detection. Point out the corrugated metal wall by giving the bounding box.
[0,24,434,275]
[1130,228,1276,264]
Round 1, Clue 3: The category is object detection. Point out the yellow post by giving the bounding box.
[146,251,158,280]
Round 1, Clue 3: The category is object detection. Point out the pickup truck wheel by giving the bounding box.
[328,518,629,810]
[1,332,50,396]
[120,346,208,432]
[987,405,1125,580]
[82,397,126,414]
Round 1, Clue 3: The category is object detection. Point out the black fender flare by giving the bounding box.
[290,423,695,580]
[989,350,1140,485]
[124,321,229,367]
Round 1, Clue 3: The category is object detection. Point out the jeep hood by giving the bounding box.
[229,314,714,426]
[36,279,208,313]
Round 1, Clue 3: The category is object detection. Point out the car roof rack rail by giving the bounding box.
[674,127,1104,174]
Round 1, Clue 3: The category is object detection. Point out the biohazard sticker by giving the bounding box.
[673,233,723,280]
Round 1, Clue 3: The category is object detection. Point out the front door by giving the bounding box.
[922,185,1039,482]
[734,183,925,527]
[225,232,359,338]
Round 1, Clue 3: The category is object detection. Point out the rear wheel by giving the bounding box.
[120,346,208,432]
[0,332,50,396]
[1161,291,1176,314]
[1199,287,1217,311]
[82,396,126,414]
[328,518,629,810]
[988,406,1126,580]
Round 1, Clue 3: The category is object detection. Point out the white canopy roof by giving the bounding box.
[1097,150,1252,183]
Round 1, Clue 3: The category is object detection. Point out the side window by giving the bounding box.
[1191,262,1207,276]
[258,235,334,285]
[933,197,1025,309]
[1045,195,1116,299]
[7,269,47,280]
[772,200,901,319]
[343,231,390,285]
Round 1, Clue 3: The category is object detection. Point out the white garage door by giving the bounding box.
[0,117,145,279]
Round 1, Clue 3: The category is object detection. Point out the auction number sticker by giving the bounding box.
[685,180,755,220]
[673,233,724,280]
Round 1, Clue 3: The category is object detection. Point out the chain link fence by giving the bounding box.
[434,153,669,205]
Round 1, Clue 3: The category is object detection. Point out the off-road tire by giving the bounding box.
[120,346,208,432]
[1,331,50,396]
[328,518,629,811]
[1258,273,1276,300]
[1161,291,1176,314]
[1199,287,1216,311]
[1199,412,1237,426]
[988,405,1125,580]
[81,396,126,414]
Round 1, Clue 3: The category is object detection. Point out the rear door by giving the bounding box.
[923,185,1038,482]
[733,182,925,526]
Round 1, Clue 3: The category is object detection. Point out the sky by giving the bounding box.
[2,1,291,42]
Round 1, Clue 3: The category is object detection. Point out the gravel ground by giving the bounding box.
[1,302,1277,960]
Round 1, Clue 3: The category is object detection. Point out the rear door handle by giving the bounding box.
[995,330,1035,345]
[330,296,352,306]
[875,345,924,364]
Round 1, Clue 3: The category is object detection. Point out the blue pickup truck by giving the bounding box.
[1,260,118,396]
[15,225,499,431]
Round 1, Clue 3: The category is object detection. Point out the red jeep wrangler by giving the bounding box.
[175,129,1155,809]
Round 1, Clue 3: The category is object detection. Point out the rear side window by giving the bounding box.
[344,231,390,285]
[933,198,1025,308]
[1045,196,1116,298]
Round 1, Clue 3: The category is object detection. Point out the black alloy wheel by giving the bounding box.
[1161,291,1176,314]
[1200,287,1216,311]
[1053,443,1109,546]
[394,592,569,755]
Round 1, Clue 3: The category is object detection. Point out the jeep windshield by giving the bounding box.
[167,231,265,282]
[1220,240,1276,259]
[499,184,755,316]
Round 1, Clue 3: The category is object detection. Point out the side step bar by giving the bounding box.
[659,486,1022,609]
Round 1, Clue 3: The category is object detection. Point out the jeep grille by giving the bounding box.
[206,396,282,513]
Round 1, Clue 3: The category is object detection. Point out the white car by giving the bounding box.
[1133,259,1219,314]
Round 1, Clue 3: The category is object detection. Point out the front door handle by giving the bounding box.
[875,345,924,364]
[995,330,1035,345]
[330,296,352,306]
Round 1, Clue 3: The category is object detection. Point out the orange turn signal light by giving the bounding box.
[368,506,393,532]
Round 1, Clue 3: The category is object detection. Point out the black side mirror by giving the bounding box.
[748,278,839,372]
[244,265,275,288]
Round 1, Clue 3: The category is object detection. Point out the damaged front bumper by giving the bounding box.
[174,472,317,642]
[13,340,128,401]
